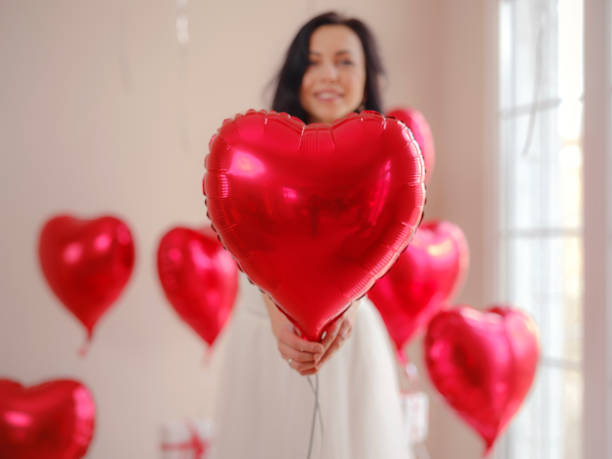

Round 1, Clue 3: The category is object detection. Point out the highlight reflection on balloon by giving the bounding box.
[204,110,426,341]
[424,306,540,456]
[157,226,238,347]
[38,214,135,345]
[0,379,96,459]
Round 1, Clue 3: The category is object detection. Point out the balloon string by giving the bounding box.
[202,345,213,367]
[311,373,324,441]
[397,347,408,367]
[306,373,323,459]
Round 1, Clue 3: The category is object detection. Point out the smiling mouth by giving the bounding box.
[314,91,344,101]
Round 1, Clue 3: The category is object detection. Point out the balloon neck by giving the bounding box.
[78,332,93,357]
[483,441,495,458]
[396,348,408,366]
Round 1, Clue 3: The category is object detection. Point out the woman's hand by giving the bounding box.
[264,293,324,375]
[315,299,359,369]
[263,293,360,376]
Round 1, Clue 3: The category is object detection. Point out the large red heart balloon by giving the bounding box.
[0,379,96,458]
[157,226,238,347]
[368,220,469,361]
[424,306,540,456]
[387,107,435,184]
[204,110,426,341]
[38,215,135,344]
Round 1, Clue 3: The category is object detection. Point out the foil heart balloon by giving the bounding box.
[424,306,540,456]
[157,226,238,347]
[368,220,469,362]
[38,214,135,348]
[0,379,96,458]
[204,110,426,341]
[387,107,435,184]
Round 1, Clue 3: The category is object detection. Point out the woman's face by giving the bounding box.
[299,25,367,124]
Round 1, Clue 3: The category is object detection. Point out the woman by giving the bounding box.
[210,12,411,459]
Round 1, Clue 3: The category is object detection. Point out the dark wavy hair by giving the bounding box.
[271,11,385,123]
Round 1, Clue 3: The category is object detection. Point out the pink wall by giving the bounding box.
[0,1,497,457]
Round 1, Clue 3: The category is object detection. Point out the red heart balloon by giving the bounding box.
[424,306,540,455]
[387,107,435,184]
[157,226,238,347]
[204,110,426,341]
[0,379,96,459]
[368,220,469,361]
[38,215,135,345]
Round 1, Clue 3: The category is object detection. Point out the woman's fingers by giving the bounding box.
[298,367,318,376]
[316,319,352,367]
[318,317,343,356]
[289,359,318,375]
[274,324,325,375]
[278,324,324,356]
[277,344,319,375]
[278,342,317,363]
[274,311,356,376]
[280,352,317,375]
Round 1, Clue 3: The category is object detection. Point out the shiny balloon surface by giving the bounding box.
[38,215,135,341]
[425,306,540,455]
[157,226,238,347]
[204,110,426,340]
[369,220,469,358]
[0,379,96,459]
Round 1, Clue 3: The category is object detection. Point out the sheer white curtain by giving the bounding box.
[497,0,586,458]
[498,0,612,458]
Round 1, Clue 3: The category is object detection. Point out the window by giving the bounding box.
[496,0,611,458]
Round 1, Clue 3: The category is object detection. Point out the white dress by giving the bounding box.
[209,284,412,459]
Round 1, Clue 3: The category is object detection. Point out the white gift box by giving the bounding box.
[400,391,429,444]
[159,418,214,459]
